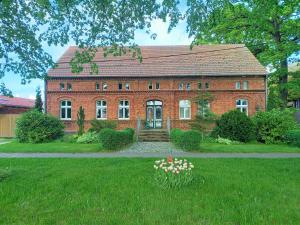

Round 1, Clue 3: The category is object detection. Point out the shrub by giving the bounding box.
[89,120,117,132]
[215,136,240,145]
[77,132,100,144]
[99,128,135,150]
[284,130,300,147]
[16,110,64,143]
[170,129,201,151]
[212,110,255,142]
[252,109,297,144]
[153,157,194,189]
[61,134,78,143]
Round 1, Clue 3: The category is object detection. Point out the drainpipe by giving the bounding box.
[44,78,47,114]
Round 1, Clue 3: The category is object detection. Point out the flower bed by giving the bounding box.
[154,157,194,189]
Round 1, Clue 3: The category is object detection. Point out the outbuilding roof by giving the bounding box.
[48,44,266,78]
[0,95,35,108]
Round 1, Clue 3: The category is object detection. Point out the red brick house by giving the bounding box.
[46,45,267,132]
[0,95,34,137]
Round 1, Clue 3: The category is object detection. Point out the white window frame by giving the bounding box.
[67,83,72,91]
[103,82,108,91]
[125,83,130,90]
[96,100,107,120]
[198,100,210,117]
[95,82,100,91]
[60,83,65,91]
[155,82,160,90]
[60,100,72,120]
[118,100,130,120]
[179,100,191,120]
[243,81,249,90]
[186,83,191,90]
[179,83,184,90]
[148,81,153,90]
[236,99,248,115]
[235,81,241,89]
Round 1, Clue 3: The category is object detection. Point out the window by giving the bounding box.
[60,83,65,91]
[205,82,209,89]
[198,100,210,117]
[198,82,202,90]
[67,83,72,91]
[125,83,130,90]
[103,82,108,91]
[60,100,72,120]
[235,81,241,89]
[179,83,184,90]
[148,81,153,90]
[96,100,107,119]
[155,82,160,90]
[96,82,100,90]
[243,81,249,90]
[186,83,191,90]
[118,83,123,90]
[119,100,129,119]
[179,100,191,119]
[236,99,248,115]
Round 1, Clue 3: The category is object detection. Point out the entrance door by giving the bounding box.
[146,100,163,128]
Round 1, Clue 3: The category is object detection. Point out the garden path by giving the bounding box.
[121,142,183,153]
[1,152,300,158]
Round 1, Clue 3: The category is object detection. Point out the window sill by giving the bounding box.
[179,118,191,120]
[118,118,130,120]
[96,118,107,120]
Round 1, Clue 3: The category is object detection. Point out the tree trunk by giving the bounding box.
[279,58,288,108]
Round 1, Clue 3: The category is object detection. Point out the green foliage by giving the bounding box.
[0,83,13,97]
[284,130,300,148]
[186,0,299,105]
[170,129,201,151]
[77,132,100,144]
[61,134,78,143]
[34,86,43,112]
[77,106,85,135]
[16,110,64,143]
[212,110,255,143]
[215,137,240,145]
[99,128,135,150]
[89,120,117,132]
[252,109,297,144]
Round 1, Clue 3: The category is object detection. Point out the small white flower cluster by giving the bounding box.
[154,158,194,175]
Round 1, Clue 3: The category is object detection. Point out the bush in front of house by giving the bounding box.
[252,109,296,144]
[99,128,135,150]
[16,110,64,143]
[170,129,201,151]
[284,130,300,147]
[211,110,255,143]
[89,119,117,133]
[76,132,100,144]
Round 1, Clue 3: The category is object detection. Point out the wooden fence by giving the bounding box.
[0,114,20,137]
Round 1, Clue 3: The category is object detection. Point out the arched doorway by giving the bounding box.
[146,100,162,128]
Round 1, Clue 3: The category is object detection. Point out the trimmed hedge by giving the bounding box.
[99,128,135,150]
[170,129,201,151]
[284,130,300,147]
[252,109,296,144]
[16,110,64,143]
[89,120,117,132]
[211,110,255,143]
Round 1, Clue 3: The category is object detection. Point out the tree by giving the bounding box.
[77,106,85,136]
[34,86,43,112]
[186,0,300,107]
[0,83,13,97]
[0,0,181,83]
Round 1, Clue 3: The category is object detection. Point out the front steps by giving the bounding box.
[138,129,169,142]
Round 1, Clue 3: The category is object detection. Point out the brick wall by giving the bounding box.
[46,76,266,132]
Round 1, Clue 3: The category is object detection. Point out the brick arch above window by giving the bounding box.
[56,96,76,101]
[91,96,108,101]
[142,95,167,104]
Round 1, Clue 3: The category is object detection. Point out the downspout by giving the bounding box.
[265,74,268,111]
[44,78,47,114]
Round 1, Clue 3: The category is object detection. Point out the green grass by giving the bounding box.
[0,141,102,153]
[0,158,299,225]
[200,142,300,153]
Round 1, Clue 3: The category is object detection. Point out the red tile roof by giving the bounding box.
[0,95,35,108]
[48,44,266,78]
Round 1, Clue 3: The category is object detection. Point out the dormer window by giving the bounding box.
[60,83,65,91]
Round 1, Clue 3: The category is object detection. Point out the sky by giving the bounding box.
[1,18,193,100]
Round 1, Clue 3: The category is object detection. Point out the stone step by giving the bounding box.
[138,129,169,142]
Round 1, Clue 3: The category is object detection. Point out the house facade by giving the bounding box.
[46,45,267,132]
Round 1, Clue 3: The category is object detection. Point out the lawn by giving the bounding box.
[0,158,299,225]
[200,142,300,153]
[0,141,102,153]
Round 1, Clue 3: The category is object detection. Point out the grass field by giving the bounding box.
[0,158,299,225]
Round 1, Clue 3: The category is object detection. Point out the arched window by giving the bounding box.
[179,100,191,119]
[236,99,248,115]
[60,100,72,120]
[96,100,107,119]
[119,100,129,119]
